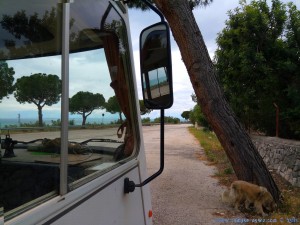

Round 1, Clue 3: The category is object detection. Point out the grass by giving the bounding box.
[189,126,300,224]
[189,126,235,186]
[269,177,300,223]
[189,126,222,162]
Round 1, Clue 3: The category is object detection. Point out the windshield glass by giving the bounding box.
[1,0,137,218]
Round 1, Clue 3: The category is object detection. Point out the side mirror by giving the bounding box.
[140,21,173,109]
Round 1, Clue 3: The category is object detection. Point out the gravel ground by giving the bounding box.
[143,124,242,225]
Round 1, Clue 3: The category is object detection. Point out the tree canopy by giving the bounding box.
[133,0,281,202]
[0,61,15,101]
[181,111,190,120]
[127,0,213,10]
[106,95,123,123]
[139,99,152,115]
[189,93,210,129]
[14,73,61,126]
[0,7,77,59]
[69,91,105,126]
[215,0,300,139]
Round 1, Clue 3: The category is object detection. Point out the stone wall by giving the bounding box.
[252,136,300,187]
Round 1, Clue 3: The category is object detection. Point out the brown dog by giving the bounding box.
[222,180,276,216]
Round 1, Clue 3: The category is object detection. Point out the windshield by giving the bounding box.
[1,0,137,218]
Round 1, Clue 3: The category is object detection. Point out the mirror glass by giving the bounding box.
[140,22,173,109]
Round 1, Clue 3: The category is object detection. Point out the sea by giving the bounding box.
[0,116,119,128]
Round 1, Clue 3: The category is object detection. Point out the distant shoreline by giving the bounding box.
[0,116,119,128]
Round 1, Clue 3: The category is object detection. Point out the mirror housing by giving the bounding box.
[124,2,171,194]
[140,21,173,109]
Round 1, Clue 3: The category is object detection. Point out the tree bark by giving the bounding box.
[154,0,281,202]
[38,105,43,127]
[82,114,87,126]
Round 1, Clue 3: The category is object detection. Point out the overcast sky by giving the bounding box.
[1,0,299,123]
[129,0,300,119]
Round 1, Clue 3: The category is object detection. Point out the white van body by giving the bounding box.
[0,1,155,224]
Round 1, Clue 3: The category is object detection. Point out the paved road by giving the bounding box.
[142,124,231,225]
[4,124,234,224]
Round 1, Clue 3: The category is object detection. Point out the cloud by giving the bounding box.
[69,49,114,100]
[130,2,241,119]
[134,46,195,120]
[1,49,115,120]
[8,56,61,77]
[3,1,299,122]
[193,0,300,59]
[132,0,300,120]
[192,0,240,59]
[129,9,161,48]
[170,50,195,111]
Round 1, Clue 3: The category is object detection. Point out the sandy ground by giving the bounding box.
[143,124,242,225]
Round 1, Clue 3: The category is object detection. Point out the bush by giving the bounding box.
[141,117,151,123]
[153,116,180,124]
[51,119,75,126]
[189,104,211,130]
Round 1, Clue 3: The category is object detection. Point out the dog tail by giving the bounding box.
[221,189,230,202]
[221,189,234,203]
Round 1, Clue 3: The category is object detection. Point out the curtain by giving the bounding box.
[103,34,134,157]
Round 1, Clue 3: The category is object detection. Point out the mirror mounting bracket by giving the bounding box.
[124,109,165,193]
[141,0,165,22]
[124,0,172,194]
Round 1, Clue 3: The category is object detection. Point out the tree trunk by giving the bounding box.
[82,114,87,126]
[154,0,281,202]
[119,112,123,123]
[38,105,43,127]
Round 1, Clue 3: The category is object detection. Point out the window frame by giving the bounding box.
[1,1,141,220]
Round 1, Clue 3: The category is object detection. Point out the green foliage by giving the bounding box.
[0,8,58,44]
[50,119,75,126]
[0,61,15,101]
[139,100,152,115]
[141,117,151,123]
[189,126,236,186]
[223,167,234,175]
[14,73,61,105]
[14,73,61,126]
[4,121,44,128]
[50,119,61,126]
[189,104,210,130]
[181,111,191,120]
[189,94,210,127]
[3,119,75,128]
[106,95,123,122]
[215,0,300,139]
[0,7,76,59]
[105,96,120,114]
[153,116,180,124]
[188,127,223,162]
[127,0,213,11]
[69,91,105,126]
[189,104,199,125]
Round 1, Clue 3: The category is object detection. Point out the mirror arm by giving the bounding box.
[124,109,165,193]
[141,0,165,22]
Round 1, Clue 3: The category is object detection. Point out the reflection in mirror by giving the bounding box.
[142,67,170,107]
[140,22,173,109]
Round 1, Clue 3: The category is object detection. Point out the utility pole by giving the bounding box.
[18,113,21,126]
[273,103,279,137]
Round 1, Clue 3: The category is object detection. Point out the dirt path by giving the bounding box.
[143,124,237,225]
